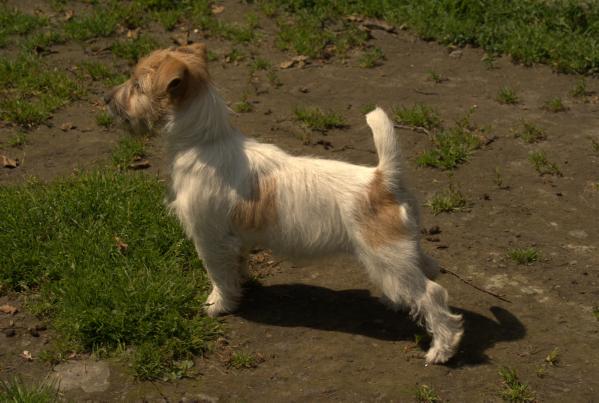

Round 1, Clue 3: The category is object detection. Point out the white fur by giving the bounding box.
[164,85,463,364]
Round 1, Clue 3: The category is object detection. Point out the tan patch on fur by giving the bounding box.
[231,177,278,231]
[359,170,408,247]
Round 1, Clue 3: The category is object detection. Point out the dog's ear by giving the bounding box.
[158,55,189,99]
[177,42,207,62]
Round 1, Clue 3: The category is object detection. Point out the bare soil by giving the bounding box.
[1,1,599,401]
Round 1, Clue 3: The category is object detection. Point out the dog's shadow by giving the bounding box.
[237,283,525,366]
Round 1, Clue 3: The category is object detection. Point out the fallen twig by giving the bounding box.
[440,266,511,303]
[393,124,432,136]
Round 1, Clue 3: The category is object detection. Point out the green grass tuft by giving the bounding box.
[0,171,221,380]
[529,151,562,176]
[96,110,114,128]
[80,61,126,86]
[294,106,346,132]
[516,122,546,144]
[497,87,519,105]
[0,6,46,46]
[426,185,467,215]
[415,384,440,402]
[65,10,120,41]
[543,97,568,112]
[545,347,560,366]
[234,98,254,113]
[0,377,59,403]
[112,136,146,169]
[394,103,441,130]
[359,47,385,68]
[112,35,159,63]
[571,78,590,98]
[499,367,535,402]
[508,247,539,265]
[227,351,260,369]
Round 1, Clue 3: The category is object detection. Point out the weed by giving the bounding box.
[8,132,28,147]
[96,110,114,128]
[112,35,159,63]
[508,248,539,265]
[416,109,482,170]
[536,365,546,378]
[234,98,254,113]
[227,351,259,369]
[571,78,590,98]
[267,70,282,88]
[545,347,560,366]
[414,384,440,402]
[80,61,125,86]
[0,377,59,403]
[516,122,546,143]
[592,138,599,154]
[361,104,376,114]
[0,171,221,380]
[426,185,467,215]
[0,54,82,126]
[294,106,346,132]
[22,31,65,53]
[225,47,245,64]
[543,97,568,112]
[251,57,272,71]
[499,367,535,402]
[494,167,508,189]
[394,103,441,130]
[427,70,446,83]
[359,47,385,68]
[497,87,519,105]
[153,9,181,31]
[112,136,146,169]
[0,6,46,43]
[65,10,120,41]
[593,306,599,321]
[482,53,498,70]
[529,151,562,176]
[207,50,218,62]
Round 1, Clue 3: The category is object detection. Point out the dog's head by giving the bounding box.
[104,43,209,135]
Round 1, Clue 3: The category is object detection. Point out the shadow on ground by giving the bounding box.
[238,283,526,367]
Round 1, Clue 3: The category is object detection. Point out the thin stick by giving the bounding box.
[440,266,512,303]
[393,123,432,136]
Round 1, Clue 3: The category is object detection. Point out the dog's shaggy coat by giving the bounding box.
[106,43,463,364]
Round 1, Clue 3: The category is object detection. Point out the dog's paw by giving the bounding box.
[204,289,238,317]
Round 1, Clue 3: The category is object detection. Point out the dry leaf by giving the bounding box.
[0,304,18,315]
[279,55,309,69]
[211,4,225,14]
[1,155,18,169]
[127,157,151,170]
[278,60,295,69]
[20,350,33,361]
[60,122,76,131]
[114,236,128,252]
[127,28,140,40]
[64,9,75,21]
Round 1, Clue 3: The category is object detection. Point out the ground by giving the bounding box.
[1,1,599,402]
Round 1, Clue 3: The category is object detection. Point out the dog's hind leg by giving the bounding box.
[358,241,463,364]
[194,235,245,317]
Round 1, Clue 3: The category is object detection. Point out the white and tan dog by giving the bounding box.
[105,43,463,364]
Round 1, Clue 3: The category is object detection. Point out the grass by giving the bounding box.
[0,377,59,403]
[80,61,125,86]
[0,170,221,380]
[0,54,83,126]
[414,384,440,402]
[571,79,590,98]
[499,367,535,402]
[8,132,28,147]
[416,110,482,170]
[592,138,599,154]
[516,122,546,144]
[427,70,446,83]
[96,110,114,128]
[508,248,539,265]
[543,97,568,112]
[426,185,467,215]
[529,151,563,177]
[233,98,254,113]
[251,57,272,72]
[112,136,146,169]
[545,347,560,366]
[593,306,599,321]
[294,106,346,133]
[227,351,260,369]
[359,47,385,68]
[497,87,519,105]
[394,103,441,130]
[0,5,46,47]
[65,9,120,41]
[112,35,159,63]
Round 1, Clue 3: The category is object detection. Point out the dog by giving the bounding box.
[105,43,463,364]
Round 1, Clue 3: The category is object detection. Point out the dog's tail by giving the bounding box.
[366,107,401,179]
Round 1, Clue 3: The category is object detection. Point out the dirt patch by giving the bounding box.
[1,0,599,401]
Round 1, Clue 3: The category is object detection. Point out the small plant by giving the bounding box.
[0,377,59,402]
[571,78,590,98]
[96,110,114,128]
[225,47,244,64]
[394,103,441,130]
[359,47,385,68]
[80,61,124,85]
[266,70,282,88]
[499,367,535,402]
[590,137,599,154]
[415,384,440,402]
[112,136,146,169]
[112,35,158,63]
[427,70,447,83]
[529,151,562,176]
[497,87,519,104]
[294,106,346,132]
[233,98,253,113]
[545,347,560,366]
[593,306,599,321]
[508,247,539,265]
[426,185,467,215]
[543,97,568,112]
[227,351,259,369]
[494,167,509,189]
[361,104,376,114]
[153,9,180,31]
[482,53,497,70]
[65,9,119,40]
[536,366,546,378]
[251,57,271,71]
[516,122,546,143]
[8,132,27,147]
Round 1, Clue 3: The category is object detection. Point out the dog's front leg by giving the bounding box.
[194,235,245,317]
